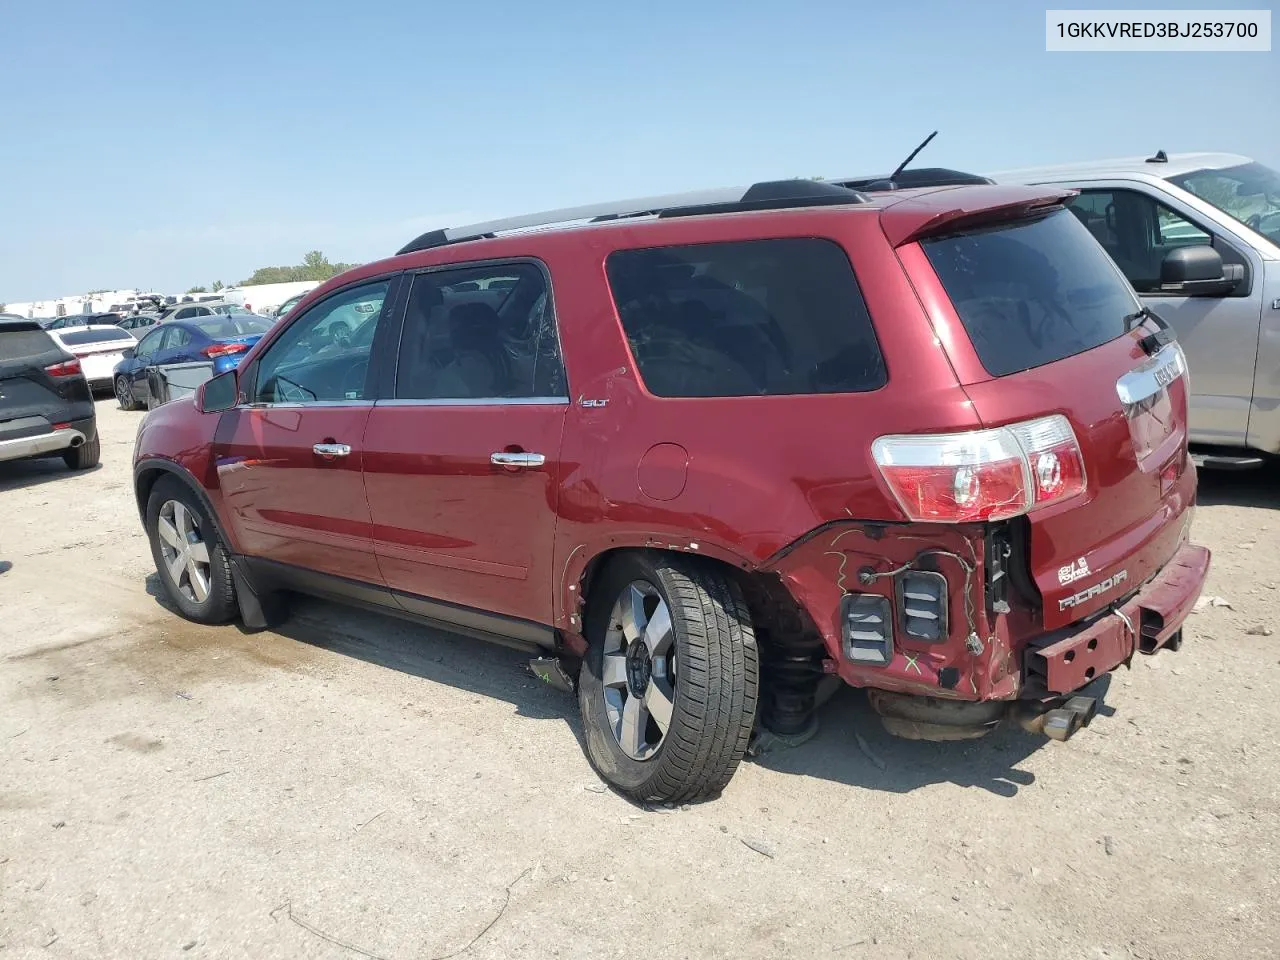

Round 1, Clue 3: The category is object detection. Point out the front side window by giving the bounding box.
[606,238,886,398]
[1066,190,1219,293]
[923,208,1140,377]
[1169,161,1280,247]
[253,280,390,403]
[395,262,564,400]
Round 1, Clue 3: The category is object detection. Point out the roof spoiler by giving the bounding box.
[879,186,1077,246]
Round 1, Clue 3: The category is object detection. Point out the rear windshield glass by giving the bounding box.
[606,238,886,398]
[922,209,1140,377]
[0,329,57,361]
[191,316,270,338]
[57,328,134,346]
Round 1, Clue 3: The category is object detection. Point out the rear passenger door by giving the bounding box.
[362,260,569,634]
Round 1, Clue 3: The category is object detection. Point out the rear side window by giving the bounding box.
[57,328,134,346]
[396,262,565,400]
[922,209,1140,377]
[606,238,886,398]
[0,328,57,361]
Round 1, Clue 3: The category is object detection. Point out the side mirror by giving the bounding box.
[1160,245,1243,296]
[122,347,135,360]
[198,370,238,413]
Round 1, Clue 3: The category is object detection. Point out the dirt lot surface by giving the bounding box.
[2,399,1278,960]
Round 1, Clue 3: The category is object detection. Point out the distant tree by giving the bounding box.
[212,280,224,292]
[240,250,358,286]
[0,303,6,312]
[186,285,208,294]
[86,288,109,295]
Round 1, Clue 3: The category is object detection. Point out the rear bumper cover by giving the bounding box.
[0,424,89,463]
[1026,542,1210,695]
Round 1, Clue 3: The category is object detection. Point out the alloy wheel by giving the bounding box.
[602,581,677,761]
[156,500,212,604]
[116,377,132,408]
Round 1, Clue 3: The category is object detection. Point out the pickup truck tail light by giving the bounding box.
[872,415,1086,523]
[202,343,249,359]
[45,358,83,378]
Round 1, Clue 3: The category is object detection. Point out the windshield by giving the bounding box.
[1168,161,1280,247]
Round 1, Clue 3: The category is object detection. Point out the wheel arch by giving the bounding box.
[134,458,238,553]
[563,540,808,665]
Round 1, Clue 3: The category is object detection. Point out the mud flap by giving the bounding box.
[229,557,287,631]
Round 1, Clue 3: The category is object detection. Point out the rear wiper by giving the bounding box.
[1123,305,1176,355]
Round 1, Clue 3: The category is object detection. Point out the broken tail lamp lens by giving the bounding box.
[871,415,1086,523]
[841,593,893,666]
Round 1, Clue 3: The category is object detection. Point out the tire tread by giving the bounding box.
[580,552,759,804]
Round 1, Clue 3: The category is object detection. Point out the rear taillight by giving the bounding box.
[202,343,249,359]
[872,415,1086,523]
[45,358,82,378]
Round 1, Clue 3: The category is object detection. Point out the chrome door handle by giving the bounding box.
[490,452,546,468]
[313,442,351,458]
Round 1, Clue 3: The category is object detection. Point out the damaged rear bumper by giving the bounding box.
[1025,542,1210,695]
[764,520,1210,708]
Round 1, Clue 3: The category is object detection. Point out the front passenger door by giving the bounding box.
[213,277,399,586]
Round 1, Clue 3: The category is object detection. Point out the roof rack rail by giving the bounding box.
[828,167,995,192]
[395,179,868,256]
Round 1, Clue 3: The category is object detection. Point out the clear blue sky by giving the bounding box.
[1,0,1276,301]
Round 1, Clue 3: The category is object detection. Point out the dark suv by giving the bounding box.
[132,178,1210,802]
[1,319,100,470]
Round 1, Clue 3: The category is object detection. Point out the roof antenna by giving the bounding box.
[888,130,939,183]
[1146,149,1168,163]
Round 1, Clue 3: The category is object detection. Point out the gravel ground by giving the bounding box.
[2,399,1278,960]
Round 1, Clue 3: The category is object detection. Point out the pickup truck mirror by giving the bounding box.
[197,370,238,413]
[1159,245,1243,296]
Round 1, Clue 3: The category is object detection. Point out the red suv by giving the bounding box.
[133,177,1210,802]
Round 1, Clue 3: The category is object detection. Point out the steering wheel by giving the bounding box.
[1247,213,1263,230]
[339,359,367,399]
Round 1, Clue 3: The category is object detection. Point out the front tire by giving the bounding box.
[116,376,141,411]
[578,552,759,804]
[146,477,237,625]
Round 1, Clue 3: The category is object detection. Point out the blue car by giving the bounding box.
[113,314,272,410]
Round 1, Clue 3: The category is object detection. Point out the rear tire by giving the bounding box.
[578,552,759,804]
[62,436,100,470]
[146,477,237,625]
[116,376,141,411]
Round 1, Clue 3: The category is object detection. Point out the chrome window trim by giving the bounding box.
[240,399,377,410]
[375,397,569,408]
